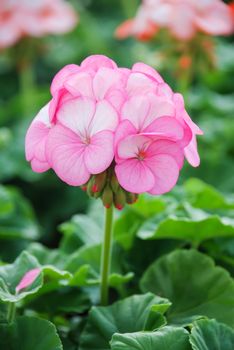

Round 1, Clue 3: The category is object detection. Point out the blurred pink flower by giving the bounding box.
[116,0,233,41]
[26,55,202,196]
[16,268,41,293]
[0,0,78,49]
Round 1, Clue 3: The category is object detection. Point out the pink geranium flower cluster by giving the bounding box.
[25,55,202,200]
[0,0,78,49]
[116,0,233,41]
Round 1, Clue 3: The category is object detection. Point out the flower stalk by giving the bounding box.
[100,205,114,305]
[7,302,16,324]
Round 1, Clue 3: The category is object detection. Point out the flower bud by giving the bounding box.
[114,187,126,210]
[110,172,119,193]
[126,192,138,204]
[92,172,107,194]
[102,185,113,209]
[87,177,95,197]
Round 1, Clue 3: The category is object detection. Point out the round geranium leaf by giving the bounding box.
[0,316,62,350]
[190,319,234,350]
[140,249,234,327]
[80,293,171,350]
[110,326,191,350]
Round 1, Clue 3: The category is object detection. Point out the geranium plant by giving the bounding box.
[25,54,202,305]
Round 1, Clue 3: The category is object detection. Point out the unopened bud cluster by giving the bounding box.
[81,166,138,210]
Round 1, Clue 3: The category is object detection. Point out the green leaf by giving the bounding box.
[59,214,103,252]
[0,316,62,349]
[26,287,90,314]
[26,243,67,270]
[0,186,39,240]
[140,249,234,327]
[65,243,132,289]
[190,319,234,350]
[137,204,234,246]
[0,251,42,302]
[184,178,234,210]
[110,326,191,350]
[80,293,171,350]
[0,185,13,217]
[113,195,167,250]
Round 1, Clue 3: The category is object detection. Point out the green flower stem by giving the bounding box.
[100,205,114,305]
[7,302,16,324]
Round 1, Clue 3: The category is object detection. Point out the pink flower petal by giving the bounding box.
[117,134,151,160]
[50,64,80,95]
[93,67,124,100]
[25,104,51,171]
[141,94,175,129]
[170,4,196,40]
[84,131,115,174]
[31,158,50,173]
[105,88,126,111]
[143,116,186,142]
[89,100,119,135]
[16,268,41,293]
[114,120,137,149]
[147,140,184,169]
[132,62,164,83]
[46,124,90,186]
[81,55,117,71]
[57,97,95,136]
[184,134,200,167]
[196,2,233,35]
[146,154,180,195]
[121,96,150,130]
[127,72,157,96]
[64,72,94,98]
[115,159,155,194]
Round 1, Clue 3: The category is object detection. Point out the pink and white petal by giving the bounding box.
[33,134,48,162]
[143,116,185,141]
[173,93,203,135]
[81,55,117,71]
[126,72,157,96]
[64,72,94,98]
[31,158,50,173]
[114,120,137,163]
[184,135,200,167]
[16,268,41,293]
[146,140,184,169]
[132,62,164,83]
[25,121,48,161]
[50,64,80,95]
[146,154,179,195]
[93,67,124,100]
[105,88,126,111]
[117,134,151,160]
[170,5,196,40]
[157,83,173,99]
[141,94,175,129]
[115,159,155,194]
[196,3,233,35]
[49,89,74,122]
[46,125,90,186]
[57,97,95,135]
[37,2,78,34]
[89,100,118,135]
[25,104,50,162]
[121,96,150,130]
[84,131,114,174]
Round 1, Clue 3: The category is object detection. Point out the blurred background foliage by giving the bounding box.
[0,0,233,258]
